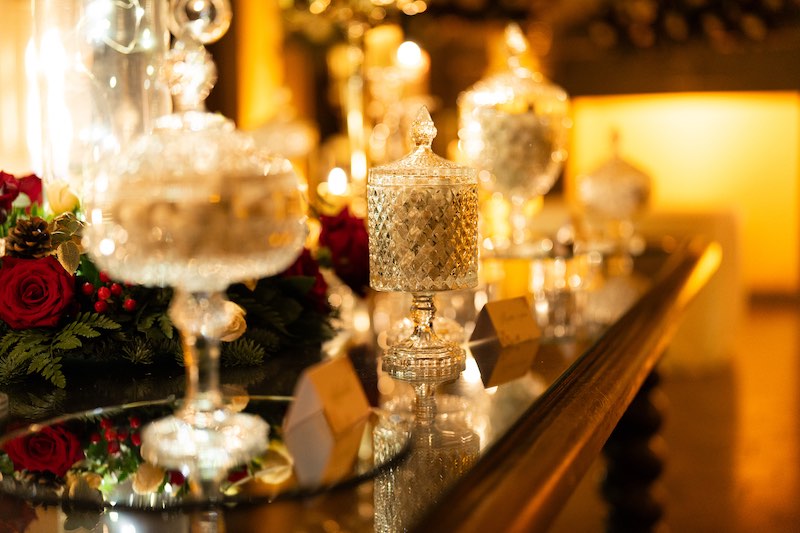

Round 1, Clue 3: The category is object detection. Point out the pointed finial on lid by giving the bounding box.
[411,106,437,148]
[504,22,529,58]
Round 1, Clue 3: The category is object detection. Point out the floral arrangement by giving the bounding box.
[0,404,292,527]
[316,206,370,297]
[0,171,337,389]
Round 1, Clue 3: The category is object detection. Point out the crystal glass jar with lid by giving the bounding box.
[368,107,478,423]
[575,131,652,329]
[458,23,571,257]
[575,130,652,259]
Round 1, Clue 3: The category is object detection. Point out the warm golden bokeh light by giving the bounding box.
[235,0,285,130]
[567,92,800,295]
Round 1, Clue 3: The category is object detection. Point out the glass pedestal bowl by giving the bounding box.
[83,112,306,486]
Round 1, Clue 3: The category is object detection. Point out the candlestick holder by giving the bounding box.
[368,107,478,420]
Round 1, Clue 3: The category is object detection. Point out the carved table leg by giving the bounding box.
[602,370,666,533]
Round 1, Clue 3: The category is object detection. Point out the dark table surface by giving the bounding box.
[0,238,720,532]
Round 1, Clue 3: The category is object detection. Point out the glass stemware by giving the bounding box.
[83,0,306,487]
[368,107,478,421]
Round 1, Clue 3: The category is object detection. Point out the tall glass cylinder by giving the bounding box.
[31,0,171,198]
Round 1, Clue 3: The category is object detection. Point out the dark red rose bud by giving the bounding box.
[0,172,20,214]
[169,470,185,485]
[130,432,141,446]
[282,249,329,312]
[99,418,113,430]
[128,416,141,429]
[318,207,369,296]
[90,432,101,444]
[107,441,120,454]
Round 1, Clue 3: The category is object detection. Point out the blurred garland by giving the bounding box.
[552,0,800,51]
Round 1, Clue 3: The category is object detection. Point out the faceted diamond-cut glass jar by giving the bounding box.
[368,107,478,420]
[458,23,570,257]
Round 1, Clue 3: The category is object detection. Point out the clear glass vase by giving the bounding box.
[83,0,305,489]
[31,0,171,197]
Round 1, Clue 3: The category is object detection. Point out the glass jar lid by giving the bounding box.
[457,23,569,116]
[369,107,476,186]
[577,131,652,220]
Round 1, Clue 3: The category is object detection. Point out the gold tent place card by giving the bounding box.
[468,297,540,387]
[283,356,371,486]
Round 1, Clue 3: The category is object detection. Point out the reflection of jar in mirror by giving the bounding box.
[374,418,480,532]
[31,0,171,198]
[458,23,571,257]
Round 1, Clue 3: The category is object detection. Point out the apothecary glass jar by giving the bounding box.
[458,23,570,257]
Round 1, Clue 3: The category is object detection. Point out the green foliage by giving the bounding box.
[0,249,333,387]
[8,389,65,420]
[221,338,267,367]
[0,454,14,477]
[0,330,54,387]
[121,337,155,365]
[136,309,175,341]
[0,313,122,388]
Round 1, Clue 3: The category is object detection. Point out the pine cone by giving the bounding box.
[5,217,52,259]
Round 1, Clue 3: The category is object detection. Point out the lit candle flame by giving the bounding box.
[327,167,349,196]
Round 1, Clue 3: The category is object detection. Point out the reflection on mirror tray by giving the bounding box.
[375,398,480,532]
[0,397,411,514]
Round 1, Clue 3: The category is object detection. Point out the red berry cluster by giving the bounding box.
[81,271,137,314]
[91,416,141,455]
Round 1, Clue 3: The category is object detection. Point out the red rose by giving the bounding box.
[0,172,20,224]
[318,207,370,296]
[17,174,43,209]
[283,248,329,312]
[0,256,76,329]
[4,425,85,477]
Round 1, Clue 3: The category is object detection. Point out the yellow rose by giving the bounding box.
[222,384,250,413]
[132,462,165,495]
[220,301,247,342]
[45,181,80,214]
